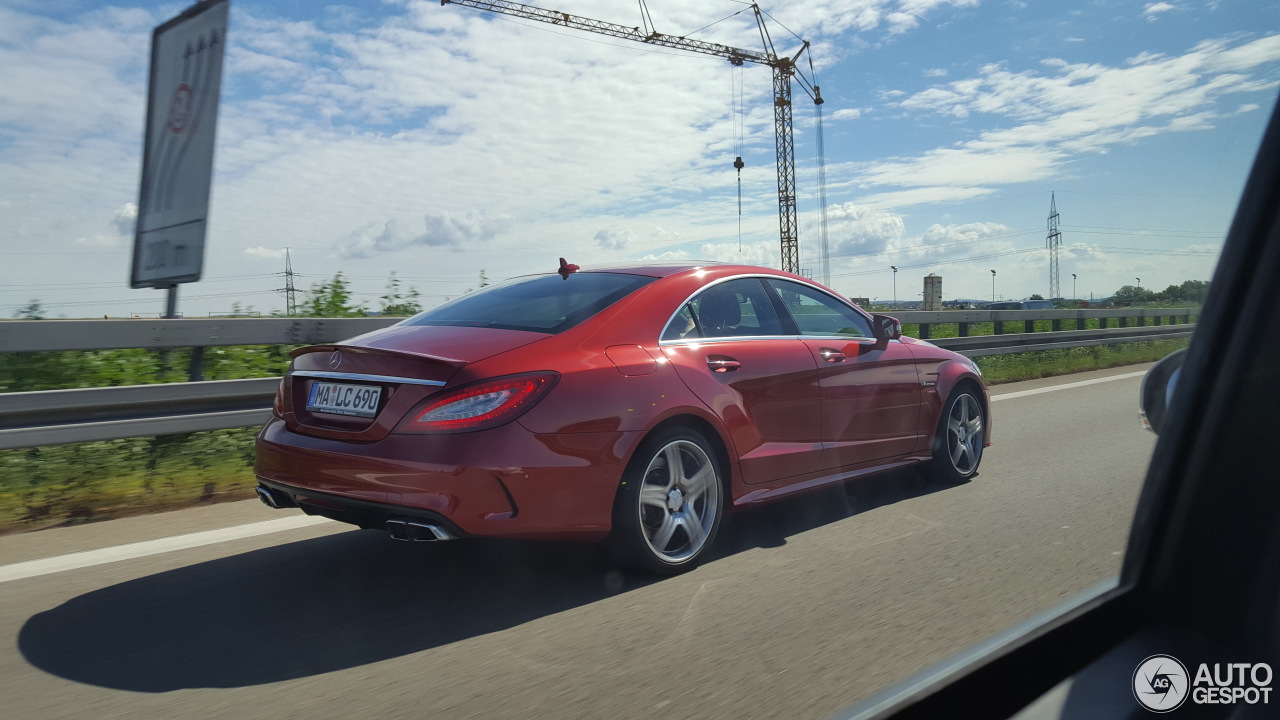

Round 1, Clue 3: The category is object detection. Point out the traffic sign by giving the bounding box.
[130,0,228,289]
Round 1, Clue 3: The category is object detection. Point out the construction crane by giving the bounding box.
[441,0,824,275]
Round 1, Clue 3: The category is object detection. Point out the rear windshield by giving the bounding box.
[400,272,655,334]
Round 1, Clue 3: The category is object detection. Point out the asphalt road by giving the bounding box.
[0,365,1157,720]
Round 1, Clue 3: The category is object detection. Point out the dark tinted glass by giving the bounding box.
[662,304,700,341]
[766,279,873,338]
[688,278,784,337]
[401,272,654,334]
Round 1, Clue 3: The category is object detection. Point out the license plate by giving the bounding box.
[306,382,382,418]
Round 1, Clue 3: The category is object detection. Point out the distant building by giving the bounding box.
[923,274,942,311]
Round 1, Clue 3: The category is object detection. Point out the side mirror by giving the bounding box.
[872,314,902,341]
[1139,348,1188,434]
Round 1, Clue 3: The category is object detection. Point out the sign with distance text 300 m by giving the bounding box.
[131,0,228,288]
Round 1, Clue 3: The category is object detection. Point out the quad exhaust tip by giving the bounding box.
[386,519,456,542]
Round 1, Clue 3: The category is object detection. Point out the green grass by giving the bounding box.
[0,339,1190,535]
[0,428,258,534]
[976,338,1190,384]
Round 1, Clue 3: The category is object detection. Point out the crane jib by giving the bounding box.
[442,0,774,64]
[441,0,823,276]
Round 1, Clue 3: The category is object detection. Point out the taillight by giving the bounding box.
[396,372,559,433]
[272,380,285,417]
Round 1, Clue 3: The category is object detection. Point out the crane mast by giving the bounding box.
[441,0,822,275]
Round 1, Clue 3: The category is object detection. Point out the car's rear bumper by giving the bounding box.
[254,417,638,541]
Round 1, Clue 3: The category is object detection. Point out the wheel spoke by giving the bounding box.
[683,464,713,502]
[662,445,685,489]
[649,513,678,552]
[948,418,963,437]
[640,484,668,509]
[951,439,966,465]
[681,509,707,548]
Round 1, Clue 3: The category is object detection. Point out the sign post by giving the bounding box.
[130,0,229,318]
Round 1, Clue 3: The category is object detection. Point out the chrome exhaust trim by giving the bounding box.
[256,486,281,509]
[386,519,456,541]
[407,521,456,541]
[386,519,410,541]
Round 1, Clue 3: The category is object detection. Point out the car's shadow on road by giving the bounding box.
[18,466,959,691]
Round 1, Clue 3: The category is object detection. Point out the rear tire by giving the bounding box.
[932,388,986,484]
[608,427,724,575]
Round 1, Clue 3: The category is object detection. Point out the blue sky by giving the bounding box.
[1,0,1277,316]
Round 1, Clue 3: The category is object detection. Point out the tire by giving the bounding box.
[932,388,986,484]
[608,427,724,575]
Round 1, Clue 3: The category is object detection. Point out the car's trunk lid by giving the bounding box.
[281,325,548,441]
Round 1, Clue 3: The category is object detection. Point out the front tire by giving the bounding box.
[609,427,724,575]
[932,388,986,484]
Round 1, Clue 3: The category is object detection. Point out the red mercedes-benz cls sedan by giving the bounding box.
[255,262,990,574]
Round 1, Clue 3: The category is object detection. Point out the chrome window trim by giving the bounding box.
[289,371,447,387]
[659,335,893,347]
[657,273,877,344]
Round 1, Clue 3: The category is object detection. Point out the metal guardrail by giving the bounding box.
[0,378,279,450]
[0,317,396,353]
[0,309,1199,353]
[0,310,1197,450]
[932,324,1195,357]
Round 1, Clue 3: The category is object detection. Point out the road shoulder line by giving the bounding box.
[0,515,330,584]
[990,370,1146,402]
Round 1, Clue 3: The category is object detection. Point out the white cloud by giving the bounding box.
[924,68,948,78]
[111,202,137,236]
[825,203,906,255]
[333,211,509,259]
[74,202,137,248]
[412,210,509,249]
[594,227,632,250]
[243,246,288,259]
[918,221,1011,246]
[335,220,399,260]
[1143,3,1177,22]
[864,33,1280,199]
[830,108,864,120]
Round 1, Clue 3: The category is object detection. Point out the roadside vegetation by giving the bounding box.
[0,278,1197,534]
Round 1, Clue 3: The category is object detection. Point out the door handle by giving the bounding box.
[819,347,847,363]
[706,356,741,373]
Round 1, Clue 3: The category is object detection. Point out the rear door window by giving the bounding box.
[672,278,785,339]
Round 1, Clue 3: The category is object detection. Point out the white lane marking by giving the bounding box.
[989,370,1146,402]
[0,515,332,584]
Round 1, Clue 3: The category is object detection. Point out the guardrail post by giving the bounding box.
[188,347,205,382]
[1154,315,1162,326]
[958,322,969,337]
[1052,319,1061,332]
[1024,319,1034,333]
[994,321,1004,335]
[919,323,931,340]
